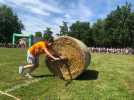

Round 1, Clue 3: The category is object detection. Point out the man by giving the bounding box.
[19,39,60,79]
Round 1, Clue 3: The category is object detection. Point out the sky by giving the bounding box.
[0,0,134,35]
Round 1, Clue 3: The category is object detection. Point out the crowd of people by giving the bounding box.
[88,47,134,55]
[0,43,25,48]
[0,38,28,48]
[0,43,16,48]
[0,43,134,55]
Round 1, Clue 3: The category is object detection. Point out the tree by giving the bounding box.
[57,2,134,48]
[59,21,69,36]
[92,19,108,47]
[43,27,53,42]
[33,31,42,43]
[104,2,133,47]
[35,31,42,37]
[125,8,134,47]
[68,21,92,46]
[0,5,24,42]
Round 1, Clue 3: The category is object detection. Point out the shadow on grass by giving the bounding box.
[76,69,99,80]
[33,74,55,78]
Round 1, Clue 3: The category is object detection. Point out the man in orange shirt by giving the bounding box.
[19,40,60,78]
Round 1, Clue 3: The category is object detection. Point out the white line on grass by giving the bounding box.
[0,90,21,100]
[0,77,45,100]
[5,78,45,93]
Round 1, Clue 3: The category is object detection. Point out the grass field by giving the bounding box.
[0,48,133,100]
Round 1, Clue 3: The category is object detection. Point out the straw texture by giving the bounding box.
[45,36,91,80]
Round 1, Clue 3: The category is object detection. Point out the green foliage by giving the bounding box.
[0,5,24,42]
[35,31,42,38]
[59,21,69,36]
[92,2,134,48]
[92,19,107,47]
[67,21,93,46]
[43,27,54,42]
[104,2,134,47]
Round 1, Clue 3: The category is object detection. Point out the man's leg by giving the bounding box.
[28,64,38,75]
[19,64,34,78]
[19,51,35,78]
[25,56,39,78]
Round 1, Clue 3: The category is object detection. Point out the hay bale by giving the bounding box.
[45,36,91,80]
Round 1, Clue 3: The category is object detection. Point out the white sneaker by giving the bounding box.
[19,66,24,76]
[25,73,33,79]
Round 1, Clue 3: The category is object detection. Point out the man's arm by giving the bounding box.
[43,48,60,60]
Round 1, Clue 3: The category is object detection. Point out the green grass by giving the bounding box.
[0,48,134,100]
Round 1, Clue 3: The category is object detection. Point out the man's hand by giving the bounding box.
[53,56,66,61]
[59,56,66,60]
[54,57,60,61]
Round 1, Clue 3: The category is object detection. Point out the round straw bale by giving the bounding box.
[45,36,91,80]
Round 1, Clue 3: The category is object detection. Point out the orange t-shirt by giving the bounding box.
[28,41,47,56]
